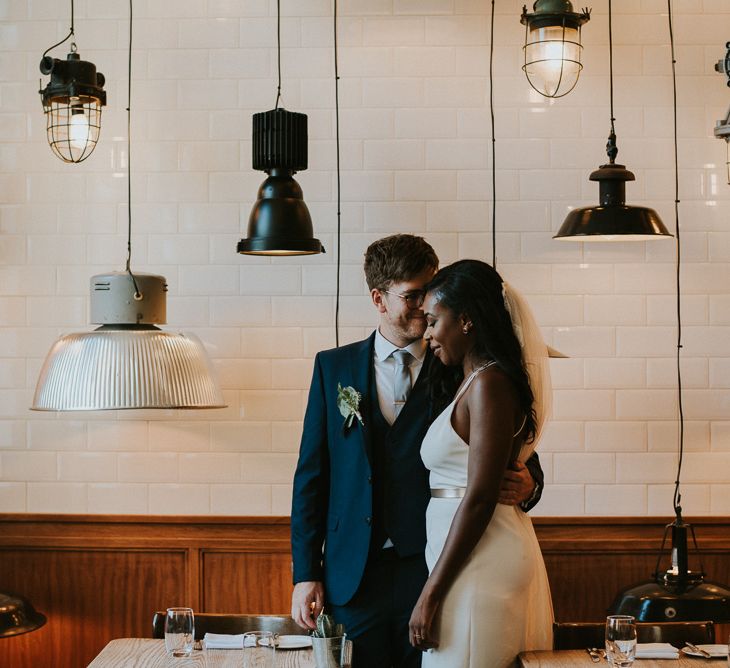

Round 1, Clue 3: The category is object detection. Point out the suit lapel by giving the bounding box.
[347,332,376,466]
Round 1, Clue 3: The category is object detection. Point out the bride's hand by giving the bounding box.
[408,588,441,650]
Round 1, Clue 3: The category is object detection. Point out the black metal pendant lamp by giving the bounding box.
[609,2,730,625]
[38,0,106,163]
[520,0,590,99]
[610,518,730,623]
[237,0,324,256]
[238,109,323,255]
[554,0,672,241]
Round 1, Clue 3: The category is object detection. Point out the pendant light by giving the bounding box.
[237,0,324,256]
[0,592,46,638]
[32,0,224,412]
[609,2,730,624]
[714,42,730,184]
[38,0,106,163]
[554,0,672,241]
[520,0,590,99]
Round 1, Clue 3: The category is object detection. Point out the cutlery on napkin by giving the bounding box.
[635,643,679,659]
[202,633,255,649]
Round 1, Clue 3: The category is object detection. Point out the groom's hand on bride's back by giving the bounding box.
[291,581,325,630]
[497,460,536,507]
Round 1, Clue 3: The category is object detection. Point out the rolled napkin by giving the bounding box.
[202,633,255,649]
[635,643,679,659]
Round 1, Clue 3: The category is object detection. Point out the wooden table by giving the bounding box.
[88,638,315,667]
[518,649,721,667]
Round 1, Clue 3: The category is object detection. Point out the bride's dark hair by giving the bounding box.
[426,259,537,443]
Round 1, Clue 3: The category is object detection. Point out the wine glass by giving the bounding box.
[605,615,636,667]
[164,607,194,657]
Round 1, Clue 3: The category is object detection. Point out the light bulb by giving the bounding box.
[525,25,581,97]
[69,106,90,150]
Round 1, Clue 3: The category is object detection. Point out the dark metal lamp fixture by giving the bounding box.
[238,108,324,255]
[610,517,730,623]
[520,0,590,99]
[38,0,105,163]
[714,41,730,184]
[0,592,46,638]
[554,0,671,241]
[554,144,672,241]
[237,0,324,257]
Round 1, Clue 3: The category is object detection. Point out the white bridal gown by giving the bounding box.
[420,365,554,668]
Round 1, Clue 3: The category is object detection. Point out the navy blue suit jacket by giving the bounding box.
[290,332,433,606]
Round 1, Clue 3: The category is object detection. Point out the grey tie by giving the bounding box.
[392,350,413,415]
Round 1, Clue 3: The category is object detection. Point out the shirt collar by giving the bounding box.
[374,329,427,363]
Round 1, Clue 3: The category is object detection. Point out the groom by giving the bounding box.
[290,235,544,667]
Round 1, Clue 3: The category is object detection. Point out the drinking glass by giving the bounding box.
[242,631,275,668]
[164,607,194,657]
[312,635,352,668]
[605,615,636,667]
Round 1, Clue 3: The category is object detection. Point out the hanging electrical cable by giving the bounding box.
[334,0,342,347]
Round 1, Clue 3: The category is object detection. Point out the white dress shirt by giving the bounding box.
[373,329,427,426]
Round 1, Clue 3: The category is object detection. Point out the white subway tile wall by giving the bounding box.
[0,1,727,516]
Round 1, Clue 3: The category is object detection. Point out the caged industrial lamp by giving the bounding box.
[38,0,106,163]
[520,0,591,99]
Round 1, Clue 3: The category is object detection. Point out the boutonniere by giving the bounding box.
[337,383,364,429]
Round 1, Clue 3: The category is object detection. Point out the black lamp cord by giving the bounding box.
[606,0,617,164]
[667,0,684,520]
[334,0,341,347]
[274,0,282,109]
[43,0,75,58]
[125,0,141,298]
[489,0,497,269]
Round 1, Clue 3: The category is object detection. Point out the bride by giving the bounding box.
[408,260,553,668]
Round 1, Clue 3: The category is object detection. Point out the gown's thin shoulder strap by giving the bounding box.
[454,361,527,439]
[453,360,498,403]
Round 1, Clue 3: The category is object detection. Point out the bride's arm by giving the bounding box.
[408,367,520,649]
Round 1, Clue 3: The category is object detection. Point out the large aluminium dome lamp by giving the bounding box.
[32,272,225,411]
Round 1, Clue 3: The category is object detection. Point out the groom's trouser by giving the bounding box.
[327,548,428,668]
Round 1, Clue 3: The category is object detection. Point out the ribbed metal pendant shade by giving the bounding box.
[31,272,225,411]
[32,329,224,411]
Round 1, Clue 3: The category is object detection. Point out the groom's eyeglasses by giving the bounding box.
[383,289,426,309]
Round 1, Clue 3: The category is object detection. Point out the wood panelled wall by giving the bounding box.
[1,515,728,668]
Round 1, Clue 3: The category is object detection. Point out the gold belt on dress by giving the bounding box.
[430,488,466,498]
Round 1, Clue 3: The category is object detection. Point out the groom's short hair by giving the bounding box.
[364,234,438,291]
